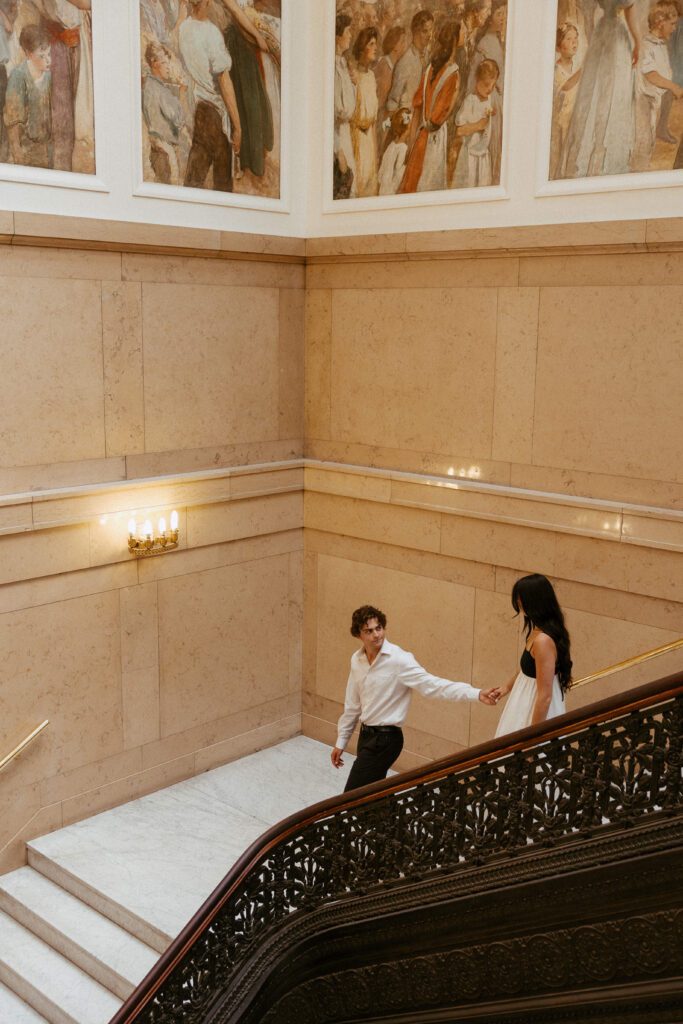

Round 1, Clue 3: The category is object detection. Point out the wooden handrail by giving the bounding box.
[110,668,683,1024]
[0,720,49,774]
[572,636,683,688]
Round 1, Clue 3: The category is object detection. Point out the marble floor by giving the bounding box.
[0,735,352,1024]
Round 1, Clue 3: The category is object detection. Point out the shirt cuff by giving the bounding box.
[465,685,481,701]
[335,735,350,750]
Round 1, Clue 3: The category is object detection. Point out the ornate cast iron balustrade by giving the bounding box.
[111,675,683,1024]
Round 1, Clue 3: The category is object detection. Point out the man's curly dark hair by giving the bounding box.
[350,605,387,638]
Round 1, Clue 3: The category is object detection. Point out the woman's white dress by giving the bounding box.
[559,0,636,178]
[494,660,565,739]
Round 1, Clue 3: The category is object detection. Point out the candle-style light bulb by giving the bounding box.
[159,517,166,535]
[128,518,136,538]
[170,510,179,531]
[143,520,153,538]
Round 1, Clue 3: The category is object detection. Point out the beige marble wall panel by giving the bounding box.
[509,463,683,513]
[472,588,522,692]
[519,251,683,288]
[305,492,441,554]
[304,290,332,443]
[408,221,647,254]
[305,467,392,503]
[0,503,32,535]
[306,234,407,258]
[102,282,145,457]
[0,526,90,586]
[1,803,63,875]
[626,543,683,604]
[229,467,303,500]
[306,439,512,486]
[140,692,300,769]
[492,288,539,464]
[122,253,303,289]
[306,528,495,591]
[40,749,142,807]
[494,566,683,633]
[279,290,305,441]
[142,283,280,453]
[0,562,137,617]
[330,288,497,457]
[61,752,196,828]
[0,245,121,281]
[0,211,13,237]
[195,714,302,774]
[314,554,476,748]
[0,458,127,498]
[289,551,303,692]
[125,439,301,480]
[187,493,303,548]
[645,217,683,244]
[0,781,41,853]
[0,592,122,783]
[137,530,302,584]
[441,516,557,576]
[220,232,305,257]
[307,257,519,291]
[563,605,680,684]
[120,582,160,749]
[157,554,291,736]
[534,287,683,483]
[0,279,105,467]
[14,212,222,252]
[390,478,621,539]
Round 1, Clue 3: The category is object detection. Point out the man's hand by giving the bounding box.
[479,687,501,706]
[331,747,345,768]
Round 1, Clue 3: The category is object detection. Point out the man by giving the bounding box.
[5,23,52,168]
[385,9,433,115]
[179,0,241,192]
[331,605,499,792]
[333,12,356,199]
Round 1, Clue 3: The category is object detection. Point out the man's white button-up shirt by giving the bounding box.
[335,639,479,750]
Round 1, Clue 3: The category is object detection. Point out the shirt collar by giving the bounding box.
[355,637,394,664]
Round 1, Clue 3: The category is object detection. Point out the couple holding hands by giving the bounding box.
[331,574,572,793]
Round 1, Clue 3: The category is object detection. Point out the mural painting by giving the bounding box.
[551,0,683,179]
[333,0,508,200]
[0,0,94,174]
[140,0,281,198]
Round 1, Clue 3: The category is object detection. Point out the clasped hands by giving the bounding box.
[479,687,502,706]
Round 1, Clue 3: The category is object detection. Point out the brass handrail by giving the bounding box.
[0,720,49,773]
[573,637,683,689]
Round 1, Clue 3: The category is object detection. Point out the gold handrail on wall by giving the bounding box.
[573,637,683,689]
[0,720,49,773]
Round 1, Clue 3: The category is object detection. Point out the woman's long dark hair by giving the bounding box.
[511,574,572,693]
[431,19,461,76]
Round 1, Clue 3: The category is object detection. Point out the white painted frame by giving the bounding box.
[0,0,111,193]
[129,0,290,213]
[535,0,683,198]
[322,0,514,214]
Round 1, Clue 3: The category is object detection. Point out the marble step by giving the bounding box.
[0,981,50,1022]
[27,736,347,952]
[0,867,158,1001]
[0,911,121,1024]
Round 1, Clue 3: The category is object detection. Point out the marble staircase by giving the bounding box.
[0,736,347,1024]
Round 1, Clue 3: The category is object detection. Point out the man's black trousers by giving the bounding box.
[344,725,403,792]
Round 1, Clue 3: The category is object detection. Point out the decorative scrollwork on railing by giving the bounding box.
[117,689,683,1024]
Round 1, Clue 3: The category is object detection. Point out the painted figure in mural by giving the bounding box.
[334,12,357,198]
[550,21,582,179]
[557,0,641,179]
[5,23,51,166]
[139,0,281,198]
[350,25,380,196]
[400,17,462,192]
[377,105,410,192]
[178,0,240,192]
[333,0,507,200]
[453,56,499,186]
[0,0,94,173]
[552,0,683,180]
[632,1,682,170]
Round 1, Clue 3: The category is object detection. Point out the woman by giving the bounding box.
[222,0,274,179]
[350,26,380,197]
[559,0,640,179]
[550,22,582,179]
[494,574,572,738]
[467,0,506,180]
[399,18,462,193]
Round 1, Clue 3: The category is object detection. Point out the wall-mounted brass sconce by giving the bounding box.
[128,510,179,557]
